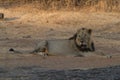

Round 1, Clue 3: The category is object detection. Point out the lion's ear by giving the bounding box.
[88,29,92,34]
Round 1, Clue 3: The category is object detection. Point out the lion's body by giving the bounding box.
[9,28,95,56]
[43,39,80,56]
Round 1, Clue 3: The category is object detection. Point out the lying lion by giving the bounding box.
[9,28,95,56]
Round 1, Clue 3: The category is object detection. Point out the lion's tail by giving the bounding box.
[9,48,30,54]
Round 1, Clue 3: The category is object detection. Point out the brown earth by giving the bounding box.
[0,7,120,70]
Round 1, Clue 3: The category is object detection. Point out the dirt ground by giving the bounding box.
[0,7,120,70]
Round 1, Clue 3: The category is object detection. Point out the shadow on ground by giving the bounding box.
[0,66,120,80]
[4,17,20,21]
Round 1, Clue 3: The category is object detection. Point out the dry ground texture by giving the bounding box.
[0,4,120,70]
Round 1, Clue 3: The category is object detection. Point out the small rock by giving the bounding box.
[22,35,31,38]
[0,13,4,20]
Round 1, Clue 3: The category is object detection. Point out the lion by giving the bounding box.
[9,28,95,56]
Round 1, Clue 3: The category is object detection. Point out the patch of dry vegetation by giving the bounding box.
[0,0,120,12]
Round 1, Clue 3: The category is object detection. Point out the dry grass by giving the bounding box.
[0,0,120,12]
[0,7,120,39]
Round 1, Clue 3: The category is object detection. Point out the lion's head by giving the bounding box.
[74,28,92,51]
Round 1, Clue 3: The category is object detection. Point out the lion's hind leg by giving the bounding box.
[32,40,48,56]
